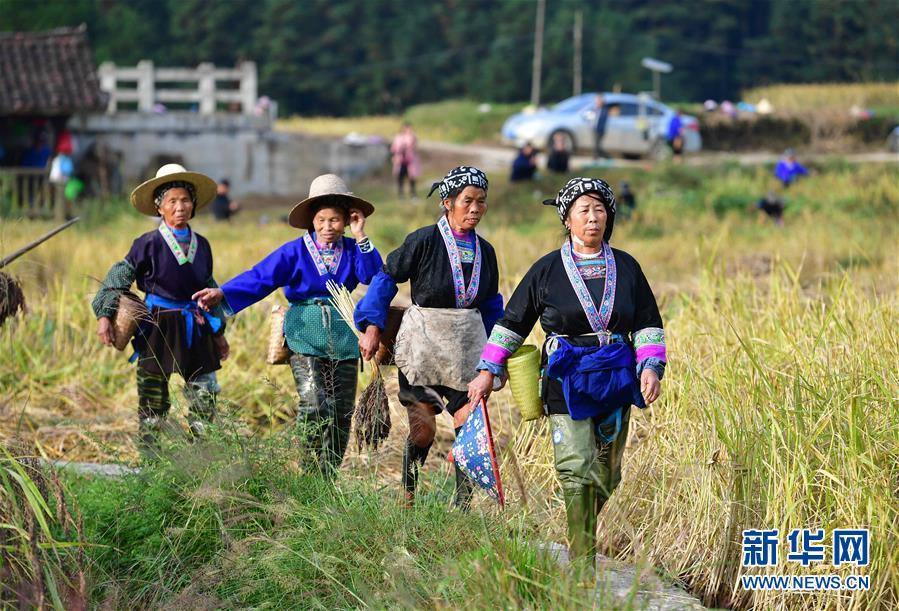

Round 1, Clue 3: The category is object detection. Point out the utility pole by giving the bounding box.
[530,0,546,107]
[573,9,583,96]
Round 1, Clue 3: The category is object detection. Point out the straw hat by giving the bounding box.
[130,163,217,216]
[288,174,375,229]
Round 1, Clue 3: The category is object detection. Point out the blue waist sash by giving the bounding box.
[144,293,223,348]
[545,336,645,441]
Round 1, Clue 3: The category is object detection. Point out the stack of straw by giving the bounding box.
[326,281,391,450]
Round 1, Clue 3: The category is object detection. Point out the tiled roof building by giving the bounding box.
[0,25,105,116]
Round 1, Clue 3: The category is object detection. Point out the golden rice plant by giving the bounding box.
[743,82,899,112]
[513,261,898,610]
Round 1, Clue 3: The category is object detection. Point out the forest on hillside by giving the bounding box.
[3,0,898,115]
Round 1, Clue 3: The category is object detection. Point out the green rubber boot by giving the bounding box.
[563,484,597,576]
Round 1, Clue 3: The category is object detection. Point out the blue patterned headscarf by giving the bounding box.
[427,166,489,200]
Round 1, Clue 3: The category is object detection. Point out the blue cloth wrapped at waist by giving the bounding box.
[545,336,645,431]
[144,293,222,349]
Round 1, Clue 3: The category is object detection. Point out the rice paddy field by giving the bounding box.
[1,158,897,609]
[278,100,523,145]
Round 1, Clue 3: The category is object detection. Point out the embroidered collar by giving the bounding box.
[437,215,482,308]
[560,239,616,332]
[158,223,197,265]
[303,232,343,276]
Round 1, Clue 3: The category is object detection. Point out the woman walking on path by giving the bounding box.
[354,166,504,508]
[193,174,382,478]
[92,164,229,454]
[467,177,666,570]
[391,122,421,198]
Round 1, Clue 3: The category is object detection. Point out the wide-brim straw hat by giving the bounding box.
[130,163,217,216]
[288,174,375,229]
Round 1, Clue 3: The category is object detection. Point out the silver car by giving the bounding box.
[501,92,701,158]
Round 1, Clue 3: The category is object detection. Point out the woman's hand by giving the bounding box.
[97,316,115,346]
[641,369,661,405]
[213,334,230,361]
[192,287,224,312]
[359,325,381,361]
[467,370,495,409]
[349,208,367,241]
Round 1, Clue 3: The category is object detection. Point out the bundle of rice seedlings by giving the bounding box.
[326,281,392,450]
[0,271,26,327]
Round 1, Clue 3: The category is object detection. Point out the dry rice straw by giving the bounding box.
[326,281,391,449]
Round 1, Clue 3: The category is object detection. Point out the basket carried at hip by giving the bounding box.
[506,344,543,421]
[266,304,291,365]
[111,290,151,351]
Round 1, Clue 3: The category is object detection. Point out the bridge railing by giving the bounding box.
[0,166,66,220]
[97,61,260,116]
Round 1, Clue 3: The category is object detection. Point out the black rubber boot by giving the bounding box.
[401,438,432,504]
[136,367,170,460]
[453,463,474,511]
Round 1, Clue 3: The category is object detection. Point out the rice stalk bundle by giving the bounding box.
[0,271,26,327]
[326,281,392,449]
[353,368,391,450]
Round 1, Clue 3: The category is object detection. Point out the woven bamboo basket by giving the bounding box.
[266,304,291,365]
[112,291,151,351]
[507,344,543,421]
[375,305,406,365]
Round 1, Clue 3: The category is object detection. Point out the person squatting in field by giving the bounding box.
[354,166,504,509]
[193,174,382,479]
[467,177,666,572]
[92,164,229,455]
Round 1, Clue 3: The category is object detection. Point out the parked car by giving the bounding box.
[888,126,899,153]
[501,92,701,158]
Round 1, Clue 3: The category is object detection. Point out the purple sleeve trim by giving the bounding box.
[482,343,514,366]
[636,344,667,362]
[479,324,524,368]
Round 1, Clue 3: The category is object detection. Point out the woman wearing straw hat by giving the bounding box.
[92,163,229,452]
[354,166,504,508]
[467,177,666,570]
[192,174,381,478]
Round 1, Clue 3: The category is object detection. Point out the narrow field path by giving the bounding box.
[541,542,708,610]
